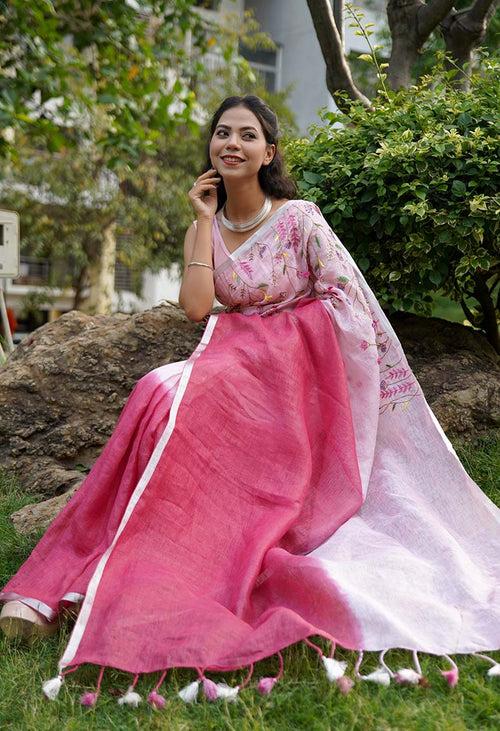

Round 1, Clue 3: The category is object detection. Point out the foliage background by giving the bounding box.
[285,57,499,349]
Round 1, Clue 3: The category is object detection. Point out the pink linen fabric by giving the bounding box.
[1,199,498,696]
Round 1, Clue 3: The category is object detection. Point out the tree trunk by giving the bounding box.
[306,0,371,109]
[472,273,500,354]
[440,1,498,91]
[386,0,456,89]
[72,265,88,310]
[83,220,117,315]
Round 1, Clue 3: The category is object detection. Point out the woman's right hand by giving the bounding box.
[188,168,221,219]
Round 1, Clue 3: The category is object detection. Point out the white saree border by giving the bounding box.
[57,314,220,672]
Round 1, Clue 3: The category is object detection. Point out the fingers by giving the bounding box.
[192,182,218,193]
[199,167,219,178]
[193,168,220,186]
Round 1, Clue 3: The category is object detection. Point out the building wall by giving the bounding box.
[245,0,333,135]
[245,0,384,135]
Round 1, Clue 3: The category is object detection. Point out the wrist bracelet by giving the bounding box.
[188,261,213,270]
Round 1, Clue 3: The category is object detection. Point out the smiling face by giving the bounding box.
[209,105,276,180]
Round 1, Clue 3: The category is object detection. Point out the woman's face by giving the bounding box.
[209,105,275,181]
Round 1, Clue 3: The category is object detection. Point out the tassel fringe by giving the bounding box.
[354,651,391,686]
[148,669,168,709]
[474,653,500,678]
[178,680,200,703]
[42,674,64,700]
[40,646,499,706]
[257,651,284,695]
[79,666,105,707]
[118,687,142,707]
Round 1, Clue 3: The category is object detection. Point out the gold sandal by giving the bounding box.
[0,600,59,641]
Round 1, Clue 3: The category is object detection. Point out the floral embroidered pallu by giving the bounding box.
[1,200,499,705]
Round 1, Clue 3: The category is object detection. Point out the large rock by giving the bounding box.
[0,303,204,501]
[391,312,499,436]
[1,306,498,535]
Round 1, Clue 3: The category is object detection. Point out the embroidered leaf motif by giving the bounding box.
[239,261,253,277]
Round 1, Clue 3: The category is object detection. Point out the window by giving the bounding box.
[114,260,134,293]
[238,42,282,93]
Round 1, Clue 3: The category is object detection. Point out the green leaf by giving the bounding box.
[452,180,467,196]
[303,171,322,184]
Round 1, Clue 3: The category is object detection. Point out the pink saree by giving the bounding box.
[1,200,499,704]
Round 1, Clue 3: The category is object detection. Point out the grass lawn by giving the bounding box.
[0,434,499,730]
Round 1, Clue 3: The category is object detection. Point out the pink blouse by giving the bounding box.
[205,198,344,317]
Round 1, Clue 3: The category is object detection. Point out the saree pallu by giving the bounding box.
[1,199,498,704]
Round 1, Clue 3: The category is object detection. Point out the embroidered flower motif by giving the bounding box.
[360,340,369,351]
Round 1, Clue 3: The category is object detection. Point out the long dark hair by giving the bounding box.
[201,95,297,212]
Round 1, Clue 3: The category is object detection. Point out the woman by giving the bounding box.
[1,95,499,706]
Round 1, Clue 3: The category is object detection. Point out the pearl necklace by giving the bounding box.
[221,196,273,232]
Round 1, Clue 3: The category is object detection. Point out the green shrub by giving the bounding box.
[285,57,499,351]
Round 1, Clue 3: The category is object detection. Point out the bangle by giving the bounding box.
[188,261,213,270]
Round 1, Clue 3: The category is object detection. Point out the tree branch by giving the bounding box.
[467,0,499,24]
[460,296,479,327]
[417,0,457,40]
[333,0,344,46]
[306,0,371,109]
[440,0,498,88]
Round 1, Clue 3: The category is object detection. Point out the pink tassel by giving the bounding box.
[336,676,354,695]
[441,668,459,688]
[147,669,168,709]
[394,669,421,685]
[80,691,98,707]
[395,651,424,685]
[257,651,284,695]
[79,666,105,707]
[202,677,219,701]
[147,690,166,709]
[257,676,278,695]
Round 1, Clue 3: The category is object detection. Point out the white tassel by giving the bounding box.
[42,674,64,700]
[474,653,500,679]
[355,651,391,686]
[215,682,240,702]
[178,680,200,703]
[394,668,421,685]
[321,656,347,682]
[117,685,142,707]
[361,667,392,686]
[379,649,395,679]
